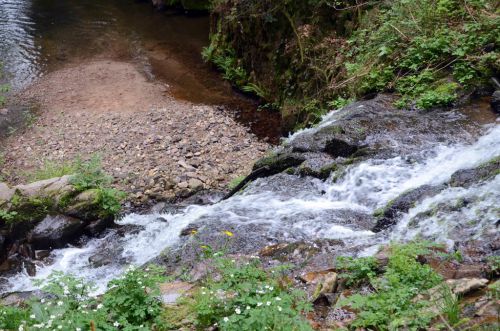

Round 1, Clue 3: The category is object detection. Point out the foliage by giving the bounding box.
[340,242,444,330]
[193,257,313,331]
[336,256,378,286]
[207,0,499,127]
[0,62,8,106]
[0,209,18,222]
[70,155,113,191]
[104,265,166,327]
[96,187,126,218]
[202,44,248,88]
[0,266,165,331]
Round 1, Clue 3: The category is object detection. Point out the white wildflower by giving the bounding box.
[275,297,282,301]
[113,321,120,327]
[97,303,103,309]
[223,317,229,323]
[257,302,263,307]
[266,301,271,306]
[278,306,282,312]
[57,301,63,306]
[235,308,241,315]
[29,314,35,319]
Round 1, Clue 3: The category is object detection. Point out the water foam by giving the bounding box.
[4,123,499,294]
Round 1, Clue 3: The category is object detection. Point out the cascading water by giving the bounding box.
[3,118,499,295]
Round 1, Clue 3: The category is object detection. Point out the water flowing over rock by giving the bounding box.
[0,176,116,276]
[2,98,498,295]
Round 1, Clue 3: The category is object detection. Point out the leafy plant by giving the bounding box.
[0,209,18,222]
[336,256,378,286]
[0,266,166,331]
[70,155,112,191]
[340,242,443,330]
[193,256,313,330]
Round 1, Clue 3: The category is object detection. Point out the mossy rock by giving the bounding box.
[253,152,306,174]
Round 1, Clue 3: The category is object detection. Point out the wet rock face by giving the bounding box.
[249,94,477,183]
[449,157,500,188]
[29,215,85,250]
[491,90,500,114]
[373,184,445,232]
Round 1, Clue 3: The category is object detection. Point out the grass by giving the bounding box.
[28,160,78,182]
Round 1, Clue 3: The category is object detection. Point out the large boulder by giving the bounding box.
[29,215,85,249]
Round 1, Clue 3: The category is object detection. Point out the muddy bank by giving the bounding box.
[1,60,270,205]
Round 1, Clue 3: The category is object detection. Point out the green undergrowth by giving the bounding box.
[336,241,466,330]
[190,257,313,331]
[1,241,497,330]
[0,266,166,330]
[205,0,500,128]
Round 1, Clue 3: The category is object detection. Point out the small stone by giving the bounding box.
[188,178,203,190]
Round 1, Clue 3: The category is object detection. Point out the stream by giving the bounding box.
[4,112,499,294]
[0,0,499,295]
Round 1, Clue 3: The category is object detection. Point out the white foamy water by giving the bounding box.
[4,122,499,294]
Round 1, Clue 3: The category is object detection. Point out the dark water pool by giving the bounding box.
[0,0,281,142]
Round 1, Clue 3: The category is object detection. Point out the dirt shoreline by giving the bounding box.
[0,59,270,204]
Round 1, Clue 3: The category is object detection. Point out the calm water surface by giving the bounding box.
[0,0,281,141]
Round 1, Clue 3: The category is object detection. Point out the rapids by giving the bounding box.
[3,116,498,295]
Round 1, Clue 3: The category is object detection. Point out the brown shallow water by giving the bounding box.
[0,0,281,142]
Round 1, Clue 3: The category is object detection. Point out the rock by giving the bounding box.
[63,189,101,220]
[188,178,203,191]
[449,157,500,188]
[159,281,193,305]
[0,182,15,202]
[491,90,500,114]
[1,291,35,307]
[446,278,488,296]
[35,250,51,260]
[0,108,8,115]
[323,138,358,158]
[373,184,445,232]
[180,224,200,236]
[84,218,113,236]
[253,152,306,174]
[29,214,85,249]
[299,270,338,304]
[14,175,74,198]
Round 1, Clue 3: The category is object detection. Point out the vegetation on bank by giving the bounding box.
[0,155,124,223]
[2,241,498,330]
[203,0,500,128]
